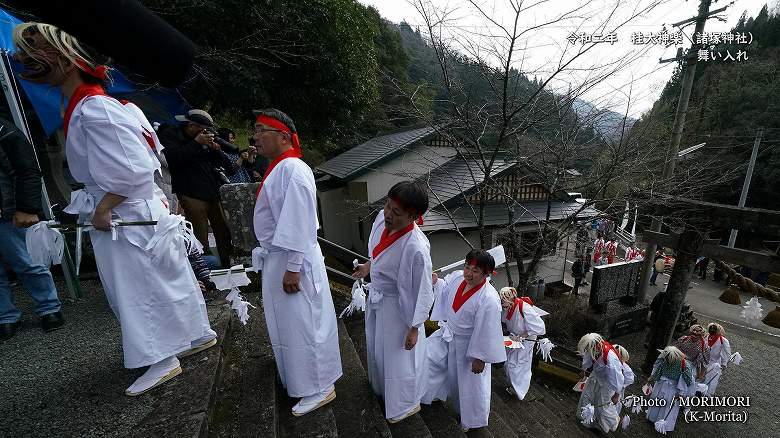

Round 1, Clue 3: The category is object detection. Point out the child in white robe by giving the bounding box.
[576,333,624,433]
[704,323,732,395]
[612,345,634,401]
[13,22,216,396]
[252,109,342,416]
[498,286,548,401]
[422,250,506,432]
[646,346,694,433]
[353,181,434,423]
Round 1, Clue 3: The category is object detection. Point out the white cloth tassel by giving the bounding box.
[731,352,743,365]
[580,403,595,425]
[740,297,763,326]
[144,214,189,270]
[654,419,668,434]
[339,280,367,318]
[621,415,630,430]
[251,246,269,272]
[26,221,64,266]
[226,286,255,325]
[212,265,251,291]
[627,398,642,414]
[536,338,554,362]
[63,189,95,223]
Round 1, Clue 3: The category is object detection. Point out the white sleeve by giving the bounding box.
[402,246,434,328]
[622,363,635,388]
[721,338,732,366]
[271,174,318,254]
[606,359,625,394]
[466,294,507,364]
[523,310,546,337]
[430,271,460,321]
[81,100,156,199]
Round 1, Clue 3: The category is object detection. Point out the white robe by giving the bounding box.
[365,211,434,419]
[646,360,694,432]
[502,299,546,400]
[253,157,342,398]
[422,271,506,429]
[577,349,624,433]
[704,336,732,395]
[66,95,213,368]
[619,362,635,400]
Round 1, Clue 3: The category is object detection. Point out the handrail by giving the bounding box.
[318,236,369,264]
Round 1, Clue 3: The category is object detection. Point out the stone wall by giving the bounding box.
[219,183,260,266]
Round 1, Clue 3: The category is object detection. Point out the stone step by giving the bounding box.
[333,319,392,438]
[341,313,433,438]
[489,372,552,438]
[208,292,277,438]
[275,382,339,438]
[419,402,468,438]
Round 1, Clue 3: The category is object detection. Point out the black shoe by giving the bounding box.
[0,321,21,341]
[40,311,66,332]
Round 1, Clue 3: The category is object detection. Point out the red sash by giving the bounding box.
[371,221,414,260]
[63,83,106,137]
[255,148,301,199]
[601,341,617,365]
[506,296,534,320]
[707,335,722,348]
[452,279,486,313]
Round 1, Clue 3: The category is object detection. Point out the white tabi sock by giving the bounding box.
[292,386,336,416]
[125,356,182,396]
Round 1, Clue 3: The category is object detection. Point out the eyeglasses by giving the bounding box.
[251,126,283,135]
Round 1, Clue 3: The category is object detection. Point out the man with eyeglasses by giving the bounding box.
[158,109,235,268]
[251,108,342,416]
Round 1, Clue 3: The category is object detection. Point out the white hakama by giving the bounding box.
[253,158,342,398]
[704,335,731,396]
[422,271,506,429]
[576,349,624,433]
[503,298,547,400]
[66,95,213,368]
[646,361,694,432]
[365,211,434,419]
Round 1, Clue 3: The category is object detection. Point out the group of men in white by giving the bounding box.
[575,322,736,435]
[13,19,740,436]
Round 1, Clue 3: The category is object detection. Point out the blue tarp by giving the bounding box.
[0,8,189,135]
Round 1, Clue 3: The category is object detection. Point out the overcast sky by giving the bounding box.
[359,0,773,118]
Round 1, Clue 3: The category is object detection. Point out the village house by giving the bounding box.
[314,126,598,289]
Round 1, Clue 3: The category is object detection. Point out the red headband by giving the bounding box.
[76,60,108,80]
[256,114,301,156]
[467,259,495,276]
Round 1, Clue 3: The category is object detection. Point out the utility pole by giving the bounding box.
[637,0,721,303]
[727,129,763,247]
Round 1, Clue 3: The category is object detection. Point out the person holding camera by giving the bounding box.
[216,128,252,184]
[0,116,64,340]
[158,109,234,268]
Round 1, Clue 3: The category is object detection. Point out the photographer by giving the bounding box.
[158,109,234,268]
[0,116,64,340]
[216,128,252,184]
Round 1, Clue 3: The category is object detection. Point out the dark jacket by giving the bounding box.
[157,123,235,201]
[0,117,42,219]
[571,259,585,278]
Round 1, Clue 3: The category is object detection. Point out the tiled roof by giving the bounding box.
[419,156,515,208]
[420,201,599,232]
[316,126,439,180]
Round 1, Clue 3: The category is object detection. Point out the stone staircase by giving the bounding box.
[207,288,602,438]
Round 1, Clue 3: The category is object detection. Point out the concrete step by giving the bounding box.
[275,381,339,438]
[209,292,277,438]
[333,319,392,438]
[342,313,433,438]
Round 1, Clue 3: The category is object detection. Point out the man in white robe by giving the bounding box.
[704,322,732,395]
[251,109,342,416]
[353,181,434,423]
[422,250,506,432]
[13,22,216,396]
[497,287,547,401]
[576,333,624,433]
